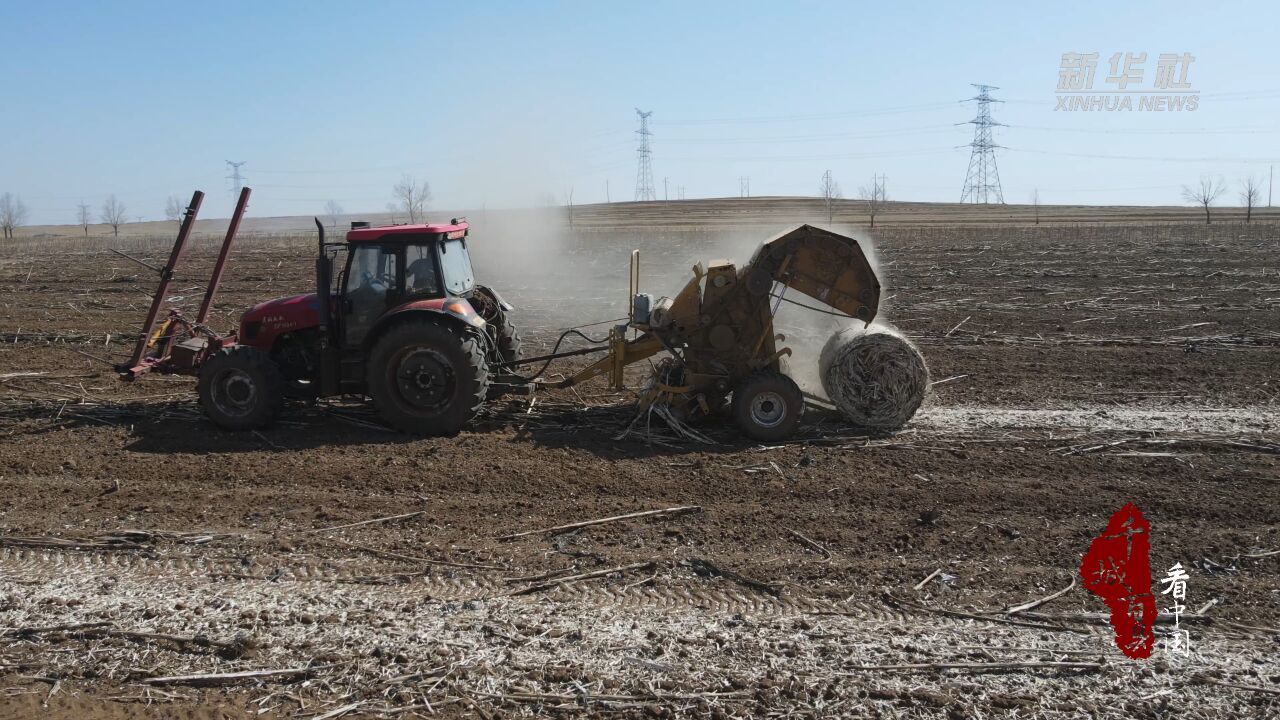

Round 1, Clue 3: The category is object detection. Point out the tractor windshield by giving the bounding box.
[439,239,475,295]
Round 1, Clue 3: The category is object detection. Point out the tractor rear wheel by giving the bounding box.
[198,346,285,431]
[367,320,489,435]
[731,371,803,441]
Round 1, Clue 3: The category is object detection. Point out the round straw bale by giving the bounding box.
[819,326,929,430]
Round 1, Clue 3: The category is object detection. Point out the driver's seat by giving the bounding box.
[407,258,438,294]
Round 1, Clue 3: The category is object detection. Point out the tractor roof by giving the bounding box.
[346,221,469,243]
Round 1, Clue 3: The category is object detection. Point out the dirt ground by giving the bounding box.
[0,204,1277,718]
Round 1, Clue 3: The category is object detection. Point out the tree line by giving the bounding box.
[1182,175,1265,224]
[0,171,1267,238]
[0,173,433,240]
[320,175,432,229]
[1,193,133,238]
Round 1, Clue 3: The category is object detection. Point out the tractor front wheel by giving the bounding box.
[367,320,489,435]
[731,372,803,441]
[198,346,285,431]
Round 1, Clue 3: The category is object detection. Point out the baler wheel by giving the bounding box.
[198,346,285,431]
[731,371,803,441]
[367,320,489,435]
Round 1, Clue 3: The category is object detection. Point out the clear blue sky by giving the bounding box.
[3,0,1279,224]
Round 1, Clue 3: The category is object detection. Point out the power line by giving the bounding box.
[633,109,656,201]
[658,124,961,144]
[661,101,960,126]
[594,146,959,167]
[1006,147,1280,163]
[959,84,1005,204]
[1010,124,1280,136]
[254,163,432,175]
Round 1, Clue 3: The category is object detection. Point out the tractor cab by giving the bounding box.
[337,220,480,347]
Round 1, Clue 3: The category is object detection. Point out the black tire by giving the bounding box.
[731,371,803,441]
[496,320,523,365]
[486,318,524,401]
[367,320,489,435]
[198,346,285,431]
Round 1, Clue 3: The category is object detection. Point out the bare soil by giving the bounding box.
[0,204,1276,718]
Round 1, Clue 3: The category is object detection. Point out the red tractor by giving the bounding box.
[118,189,523,435]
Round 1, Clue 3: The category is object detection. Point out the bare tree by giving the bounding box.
[0,193,29,239]
[391,176,431,224]
[1182,176,1225,225]
[858,174,888,228]
[76,202,92,236]
[101,195,128,237]
[1031,187,1041,226]
[164,195,184,226]
[819,170,841,224]
[1239,175,1261,224]
[324,200,344,229]
[385,202,400,225]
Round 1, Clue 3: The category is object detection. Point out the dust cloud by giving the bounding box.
[464,215,894,383]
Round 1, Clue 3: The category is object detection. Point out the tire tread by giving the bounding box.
[197,346,285,431]
[366,319,488,435]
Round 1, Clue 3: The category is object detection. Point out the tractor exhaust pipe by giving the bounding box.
[314,218,332,338]
[314,218,339,395]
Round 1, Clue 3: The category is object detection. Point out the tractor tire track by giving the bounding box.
[2,547,1265,641]
[2,546,851,616]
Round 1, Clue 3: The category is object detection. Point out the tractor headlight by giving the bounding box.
[444,299,485,327]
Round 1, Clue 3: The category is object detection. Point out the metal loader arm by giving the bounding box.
[746,224,881,323]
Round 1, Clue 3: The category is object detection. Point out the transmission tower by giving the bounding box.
[226,160,247,196]
[959,85,1005,204]
[633,109,656,201]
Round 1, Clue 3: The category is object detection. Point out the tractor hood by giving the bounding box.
[239,293,323,346]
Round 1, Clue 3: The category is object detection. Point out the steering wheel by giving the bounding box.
[361,270,391,289]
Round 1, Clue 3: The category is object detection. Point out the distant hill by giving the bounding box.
[11,195,1271,241]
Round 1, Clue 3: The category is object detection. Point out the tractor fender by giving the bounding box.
[475,284,515,312]
[362,302,484,355]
